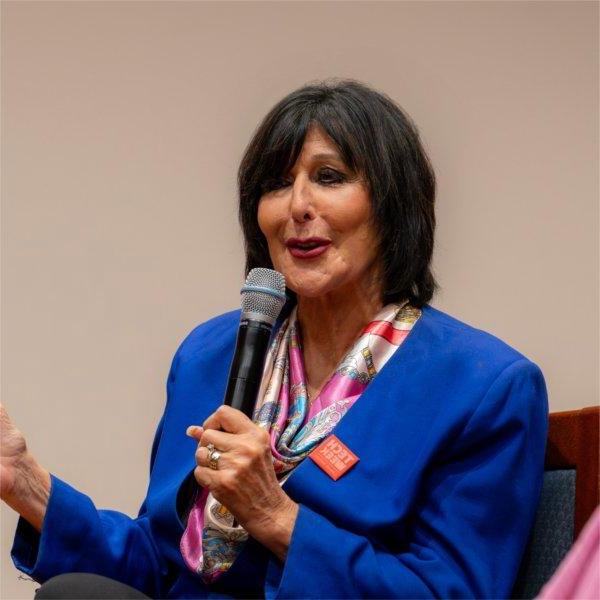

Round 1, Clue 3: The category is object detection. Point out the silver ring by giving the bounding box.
[207,447,222,470]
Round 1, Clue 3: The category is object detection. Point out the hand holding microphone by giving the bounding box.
[186,269,298,555]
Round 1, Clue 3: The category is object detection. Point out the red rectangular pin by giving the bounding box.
[309,434,359,480]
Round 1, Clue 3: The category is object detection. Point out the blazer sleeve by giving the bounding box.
[10,349,180,599]
[264,358,549,599]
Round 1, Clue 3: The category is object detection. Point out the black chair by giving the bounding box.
[511,406,599,598]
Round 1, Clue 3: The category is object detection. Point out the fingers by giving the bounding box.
[202,405,254,434]
[193,463,216,489]
[186,425,241,452]
[186,426,223,470]
[194,444,220,469]
[186,406,271,482]
[187,407,263,438]
[203,429,246,452]
[1,403,13,428]
[186,425,236,471]
[185,425,203,441]
[193,443,234,477]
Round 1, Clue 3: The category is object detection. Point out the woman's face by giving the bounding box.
[257,126,382,301]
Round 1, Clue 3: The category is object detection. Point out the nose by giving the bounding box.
[289,174,315,223]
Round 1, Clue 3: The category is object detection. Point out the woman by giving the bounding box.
[3,79,548,599]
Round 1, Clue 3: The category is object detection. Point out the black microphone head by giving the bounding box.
[240,268,286,324]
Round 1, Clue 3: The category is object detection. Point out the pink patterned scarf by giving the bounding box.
[180,301,421,582]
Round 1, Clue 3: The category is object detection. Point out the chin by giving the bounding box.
[285,278,336,300]
[277,264,342,299]
[292,288,327,300]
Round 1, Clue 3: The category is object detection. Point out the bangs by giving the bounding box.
[250,102,366,196]
[257,109,313,188]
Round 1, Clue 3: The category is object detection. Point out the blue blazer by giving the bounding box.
[11,305,548,599]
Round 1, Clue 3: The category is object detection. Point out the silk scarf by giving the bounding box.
[180,300,421,583]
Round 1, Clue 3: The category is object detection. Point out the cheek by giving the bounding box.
[257,200,286,238]
[328,198,375,246]
[256,201,271,238]
[339,229,379,273]
[328,205,380,267]
[257,201,285,260]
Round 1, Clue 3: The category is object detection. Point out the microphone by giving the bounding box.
[223,268,286,418]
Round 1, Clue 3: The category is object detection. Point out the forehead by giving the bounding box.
[296,126,343,161]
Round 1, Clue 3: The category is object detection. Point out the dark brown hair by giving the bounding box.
[237,78,438,307]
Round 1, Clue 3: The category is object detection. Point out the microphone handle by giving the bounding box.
[223,318,273,418]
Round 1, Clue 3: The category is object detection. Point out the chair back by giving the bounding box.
[511,406,599,599]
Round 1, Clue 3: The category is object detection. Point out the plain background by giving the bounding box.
[1,1,598,597]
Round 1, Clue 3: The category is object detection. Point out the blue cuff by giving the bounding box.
[263,503,431,599]
[10,473,95,583]
[264,503,343,599]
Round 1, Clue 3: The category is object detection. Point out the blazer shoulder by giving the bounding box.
[174,309,241,365]
[417,305,548,440]
[421,304,537,370]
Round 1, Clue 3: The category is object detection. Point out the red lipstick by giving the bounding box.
[285,237,332,259]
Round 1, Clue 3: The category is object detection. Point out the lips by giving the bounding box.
[285,237,332,259]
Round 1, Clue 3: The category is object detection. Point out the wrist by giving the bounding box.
[5,452,51,532]
[248,496,299,562]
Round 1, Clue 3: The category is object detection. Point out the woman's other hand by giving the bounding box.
[1,403,50,531]
[1,402,29,499]
[186,405,298,562]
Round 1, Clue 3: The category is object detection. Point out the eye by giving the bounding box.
[260,177,291,194]
[316,168,346,185]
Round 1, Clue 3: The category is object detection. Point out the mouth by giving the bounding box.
[285,237,332,259]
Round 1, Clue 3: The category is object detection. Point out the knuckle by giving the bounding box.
[220,472,237,492]
[249,444,263,461]
[258,428,270,445]
[248,429,270,454]
[237,439,254,455]
[193,466,205,485]
[237,455,252,471]
[238,442,260,464]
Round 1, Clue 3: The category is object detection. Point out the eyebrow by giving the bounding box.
[310,152,343,161]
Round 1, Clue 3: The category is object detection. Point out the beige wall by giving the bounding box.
[1,1,597,597]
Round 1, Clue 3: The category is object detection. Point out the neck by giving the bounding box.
[295,282,385,400]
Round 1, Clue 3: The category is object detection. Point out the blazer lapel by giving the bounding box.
[281,306,435,512]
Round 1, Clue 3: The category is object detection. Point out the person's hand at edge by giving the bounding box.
[1,403,50,532]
